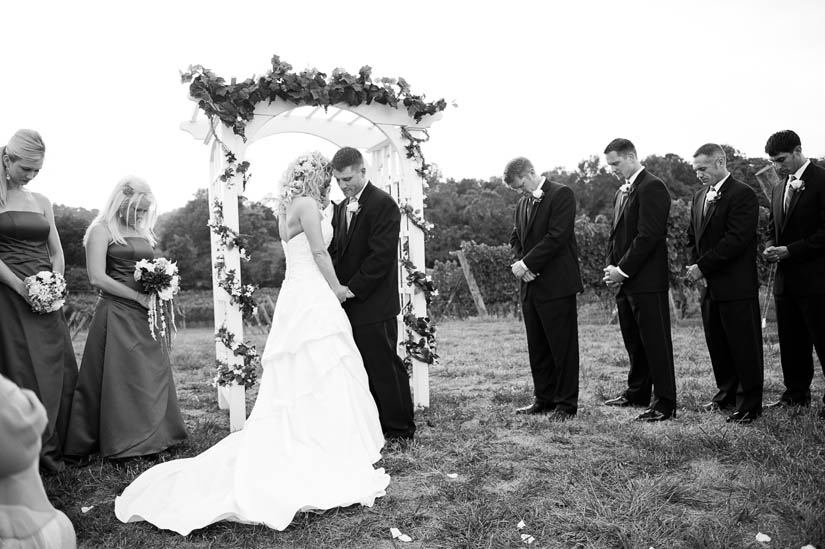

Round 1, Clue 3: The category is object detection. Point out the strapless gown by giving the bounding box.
[0,211,77,468]
[64,237,188,459]
[114,216,389,534]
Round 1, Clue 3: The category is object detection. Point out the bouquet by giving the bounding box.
[134,258,180,348]
[24,271,67,314]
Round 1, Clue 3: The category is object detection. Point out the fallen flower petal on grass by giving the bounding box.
[755,532,771,543]
[80,506,94,514]
[390,527,412,542]
[446,473,458,479]
[517,520,526,529]
[520,533,535,544]
[801,545,816,549]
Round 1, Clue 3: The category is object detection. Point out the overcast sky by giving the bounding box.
[2,0,823,212]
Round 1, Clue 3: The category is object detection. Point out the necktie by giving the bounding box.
[613,185,628,228]
[783,175,796,214]
[346,197,358,230]
[702,189,712,217]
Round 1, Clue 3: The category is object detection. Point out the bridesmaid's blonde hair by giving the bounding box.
[84,176,158,246]
[0,129,46,207]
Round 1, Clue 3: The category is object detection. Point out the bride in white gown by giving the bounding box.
[114,152,389,535]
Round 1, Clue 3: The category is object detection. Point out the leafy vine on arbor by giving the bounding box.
[182,54,445,384]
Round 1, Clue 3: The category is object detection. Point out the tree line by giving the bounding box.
[53,145,799,302]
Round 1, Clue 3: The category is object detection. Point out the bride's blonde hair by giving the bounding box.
[84,175,158,246]
[275,151,332,215]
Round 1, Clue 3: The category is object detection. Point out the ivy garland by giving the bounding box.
[182,55,445,385]
[402,303,438,373]
[399,200,434,236]
[212,326,260,388]
[208,198,250,260]
[214,254,258,318]
[400,241,437,306]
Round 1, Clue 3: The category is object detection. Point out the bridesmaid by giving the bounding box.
[64,176,188,460]
[0,129,78,474]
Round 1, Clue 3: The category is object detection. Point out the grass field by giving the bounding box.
[48,315,825,548]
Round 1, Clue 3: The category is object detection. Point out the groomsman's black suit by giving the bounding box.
[329,182,415,438]
[510,179,583,414]
[608,169,677,414]
[687,176,763,415]
[766,161,825,405]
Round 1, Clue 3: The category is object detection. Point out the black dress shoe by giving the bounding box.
[726,410,760,424]
[515,402,554,415]
[604,395,635,407]
[547,410,575,422]
[635,408,675,422]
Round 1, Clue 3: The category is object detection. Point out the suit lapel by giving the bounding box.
[783,167,811,228]
[692,187,706,240]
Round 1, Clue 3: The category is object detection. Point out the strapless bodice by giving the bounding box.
[282,214,333,283]
[0,211,52,278]
[106,237,155,291]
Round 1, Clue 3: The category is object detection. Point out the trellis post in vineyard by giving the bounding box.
[180,58,446,429]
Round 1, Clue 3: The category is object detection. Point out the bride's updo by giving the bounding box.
[275,151,332,215]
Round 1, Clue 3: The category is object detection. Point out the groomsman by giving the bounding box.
[602,138,677,422]
[505,157,583,422]
[329,147,416,442]
[763,130,825,418]
[686,143,763,423]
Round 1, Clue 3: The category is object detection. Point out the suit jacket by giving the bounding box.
[509,180,583,302]
[329,182,401,325]
[766,161,825,295]
[607,168,671,294]
[686,176,759,301]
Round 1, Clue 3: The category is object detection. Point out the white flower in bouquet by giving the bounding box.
[24,271,67,314]
[133,257,181,349]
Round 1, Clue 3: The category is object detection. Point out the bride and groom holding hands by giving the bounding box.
[115,147,415,534]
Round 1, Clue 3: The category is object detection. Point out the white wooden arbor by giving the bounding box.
[181,98,441,431]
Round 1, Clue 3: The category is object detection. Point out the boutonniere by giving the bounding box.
[706,187,721,204]
[790,178,805,193]
[346,200,361,215]
[530,188,544,203]
[619,182,632,194]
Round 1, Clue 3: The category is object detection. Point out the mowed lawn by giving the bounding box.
[49,314,825,548]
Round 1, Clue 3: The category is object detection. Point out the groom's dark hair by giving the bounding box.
[503,157,533,185]
[331,147,364,171]
[604,138,636,157]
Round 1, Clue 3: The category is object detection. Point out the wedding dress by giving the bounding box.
[114,213,389,535]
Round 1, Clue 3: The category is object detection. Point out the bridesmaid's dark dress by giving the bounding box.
[64,237,188,459]
[0,211,78,469]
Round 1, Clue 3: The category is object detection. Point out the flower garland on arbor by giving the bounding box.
[181,55,446,386]
[212,326,260,388]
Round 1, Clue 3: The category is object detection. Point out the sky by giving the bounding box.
[1,0,824,213]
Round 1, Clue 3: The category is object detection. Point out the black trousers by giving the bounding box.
[616,291,676,413]
[351,318,416,438]
[522,294,579,414]
[701,296,764,414]
[775,293,825,404]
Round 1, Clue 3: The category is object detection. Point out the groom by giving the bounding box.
[329,147,416,443]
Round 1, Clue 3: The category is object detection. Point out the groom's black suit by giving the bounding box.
[510,179,583,414]
[766,161,825,405]
[686,176,763,415]
[329,182,415,439]
[607,168,676,415]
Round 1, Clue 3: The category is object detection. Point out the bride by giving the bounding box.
[114,152,389,535]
